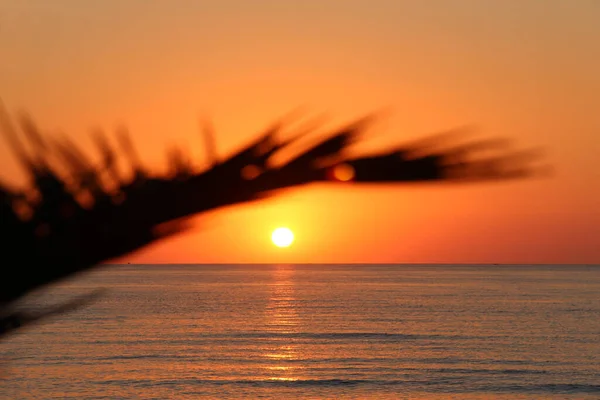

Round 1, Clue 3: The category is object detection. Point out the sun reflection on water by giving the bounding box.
[262,264,303,381]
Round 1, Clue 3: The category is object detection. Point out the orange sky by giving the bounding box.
[1,1,599,264]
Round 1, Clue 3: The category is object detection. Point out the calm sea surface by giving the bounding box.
[1,264,599,399]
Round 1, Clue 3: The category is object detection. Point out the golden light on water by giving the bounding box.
[263,265,303,382]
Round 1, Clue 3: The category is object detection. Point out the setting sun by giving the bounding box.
[271,227,295,248]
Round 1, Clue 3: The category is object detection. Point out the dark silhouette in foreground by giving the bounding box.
[0,101,548,338]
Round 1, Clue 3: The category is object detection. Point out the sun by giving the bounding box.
[271,227,294,248]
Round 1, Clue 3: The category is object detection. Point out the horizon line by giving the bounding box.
[100,262,600,266]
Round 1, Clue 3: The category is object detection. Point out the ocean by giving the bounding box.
[1,264,599,399]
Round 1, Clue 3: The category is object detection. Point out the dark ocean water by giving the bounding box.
[1,264,599,399]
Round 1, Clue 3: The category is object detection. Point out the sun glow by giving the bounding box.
[331,163,355,182]
[271,227,295,248]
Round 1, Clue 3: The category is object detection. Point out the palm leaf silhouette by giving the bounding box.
[0,102,548,338]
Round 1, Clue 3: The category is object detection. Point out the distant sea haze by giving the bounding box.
[2,264,599,399]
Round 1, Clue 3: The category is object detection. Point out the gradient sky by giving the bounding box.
[1,0,599,264]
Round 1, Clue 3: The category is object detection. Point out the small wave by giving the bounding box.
[191,331,481,341]
[93,378,600,393]
[82,331,490,347]
[431,367,549,375]
[95,378,403,388]
[95,354,193,361]
[488,383,600,394]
